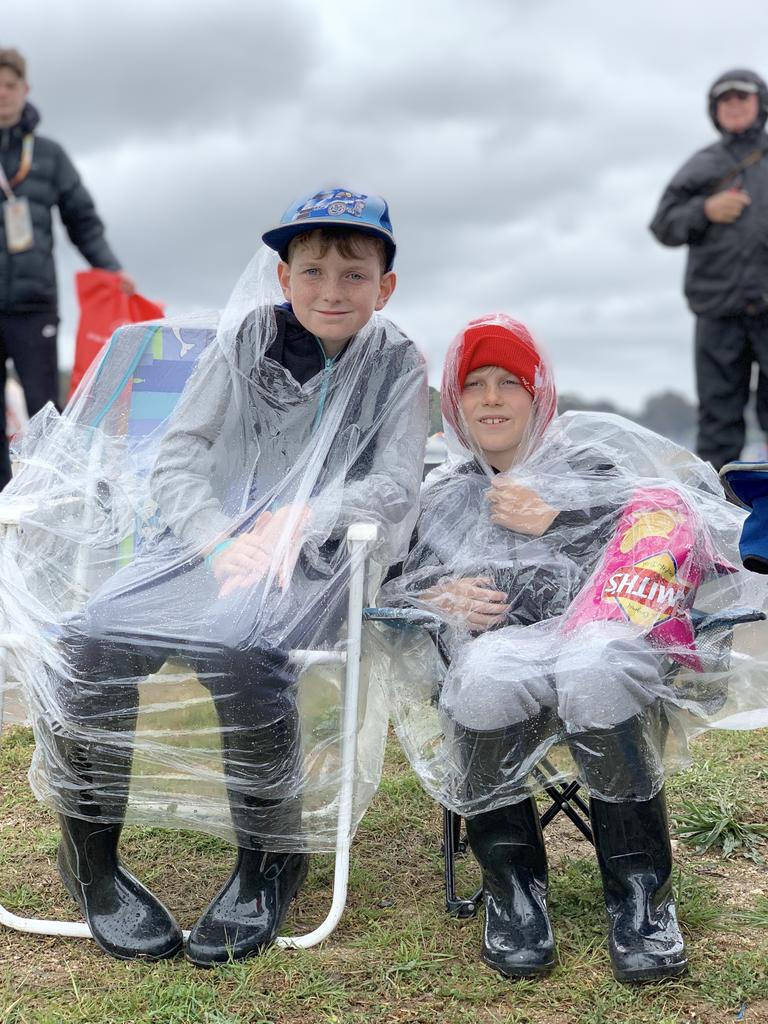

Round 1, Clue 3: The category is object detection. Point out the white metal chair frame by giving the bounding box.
[0,493,378,951]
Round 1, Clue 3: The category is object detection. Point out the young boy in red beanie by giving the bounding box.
[383,313,712,983]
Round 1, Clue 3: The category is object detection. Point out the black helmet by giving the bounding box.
[708,68,768,134]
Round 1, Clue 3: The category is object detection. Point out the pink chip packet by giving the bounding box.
[562,486,736,671]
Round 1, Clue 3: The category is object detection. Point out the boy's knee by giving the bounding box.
[556,623,665,732]
[201,643,298,726]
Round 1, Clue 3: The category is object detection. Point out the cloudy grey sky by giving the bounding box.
[4,1,767,409]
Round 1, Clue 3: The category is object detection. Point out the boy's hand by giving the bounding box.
[420,576,510,631]
[486,478,558,536]
[212,504,311,596]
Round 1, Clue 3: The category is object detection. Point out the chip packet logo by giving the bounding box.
[602,551,692,628]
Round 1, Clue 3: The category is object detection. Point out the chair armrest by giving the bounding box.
[346,522,378,547]
[0,493,85,528]
[669,605,766,713]
[0,496,46,528]
[691,607,766,634]
[363,606,443,634]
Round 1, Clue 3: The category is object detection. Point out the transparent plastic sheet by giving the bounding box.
[0,247,428,852]
[379,314,768,817]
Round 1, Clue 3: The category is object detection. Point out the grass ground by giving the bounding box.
[0,725,767,1024]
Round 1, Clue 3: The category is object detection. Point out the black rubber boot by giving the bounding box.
[55,736,182,961]
[466,798,555,978]
[590,792,687,983]
[566,706,667,803]
[58,812,183,961]
[48,632,181,960]
[569,709,687,982]
[185,842,309,966]
[186,710,309,967]
[451,709,555,812]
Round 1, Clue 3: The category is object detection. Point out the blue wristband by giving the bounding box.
[205,538,235,569]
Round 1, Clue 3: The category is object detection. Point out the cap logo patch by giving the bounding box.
[296,190,367,221]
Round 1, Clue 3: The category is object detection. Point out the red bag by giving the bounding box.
[68,269,164,399]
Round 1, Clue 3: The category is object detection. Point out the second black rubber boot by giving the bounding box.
[590,792,687,983]
[186,707,309,967]
[568,708,687,982]
[58,812,184,961]
[465,798,556,978]
[185,841,309,966]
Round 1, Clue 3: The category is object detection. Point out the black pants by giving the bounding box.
[0,311,60,490]
[695,310,768,470]
[50,624,301,829]
[44,559,348,845]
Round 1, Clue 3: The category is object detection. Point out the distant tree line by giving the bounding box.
[54,374,760,457]
[557,390,697,449]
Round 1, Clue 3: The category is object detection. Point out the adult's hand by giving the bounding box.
[485,477,558,535]
[116,269,136,294]
[704,189,751,224]
[420,576,510,631]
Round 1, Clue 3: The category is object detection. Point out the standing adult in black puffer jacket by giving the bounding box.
[0,47,134,489]
[650,68,768,471]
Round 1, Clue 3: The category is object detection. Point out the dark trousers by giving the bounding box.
[51,625,301,827]
[45,562,347,847]
[0,311,60,489]
[695,310,768,470]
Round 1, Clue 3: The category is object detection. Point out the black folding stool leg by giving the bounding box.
[442,807,482,918]
[534,757,593,843]
[538,780,593,841]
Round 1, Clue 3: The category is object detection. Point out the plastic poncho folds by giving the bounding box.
[380,314,768,818]
[0,248,428,852]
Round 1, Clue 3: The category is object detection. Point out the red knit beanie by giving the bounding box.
[456,320,541,397]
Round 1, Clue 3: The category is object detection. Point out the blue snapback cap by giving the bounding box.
[262,188,396,270]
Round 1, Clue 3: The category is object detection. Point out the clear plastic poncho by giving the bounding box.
[380,314,768,816]
[0,248,428,851]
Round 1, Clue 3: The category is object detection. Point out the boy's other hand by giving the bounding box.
[420,576,510,631]
[213,504,311,596]
[486,478,558,535]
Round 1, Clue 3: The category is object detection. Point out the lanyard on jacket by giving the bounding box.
[0,134,34,200]
[707,139,768,194]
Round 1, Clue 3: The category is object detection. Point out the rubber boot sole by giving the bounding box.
[482,947,556,979]
[612,956,688,984]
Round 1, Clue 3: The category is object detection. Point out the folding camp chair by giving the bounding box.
[0,322,383,950]
[367,604,765,919]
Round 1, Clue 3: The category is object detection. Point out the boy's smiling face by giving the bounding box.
[277,237,396,356]
[460,365,534,470]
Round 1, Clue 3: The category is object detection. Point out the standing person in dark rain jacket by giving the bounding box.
[650,68,768,472]
[0,47,134,489]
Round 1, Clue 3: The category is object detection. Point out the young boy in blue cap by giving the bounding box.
[43,188,428,966]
